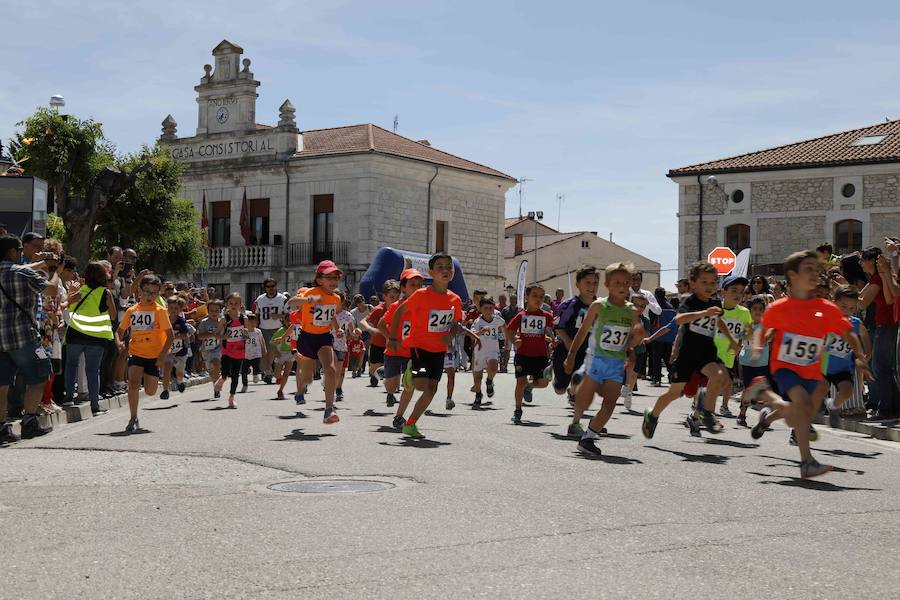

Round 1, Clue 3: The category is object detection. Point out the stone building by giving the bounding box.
[503,217,660,297]
[668,119,900,277]
[159,40,516,299]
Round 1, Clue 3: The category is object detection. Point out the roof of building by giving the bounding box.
[293,123,514,180]
[504,216,561,232]
[668,118,900,177]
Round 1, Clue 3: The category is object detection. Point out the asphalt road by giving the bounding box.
[2,369,899,599]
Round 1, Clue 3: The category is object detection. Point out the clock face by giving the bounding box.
[216,106,229,124]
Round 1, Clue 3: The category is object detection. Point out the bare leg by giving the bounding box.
[650,382,688,417]
[445,369,455,399]
[318,347,337,409]
[586,381,624,433]
[571,376,600,425]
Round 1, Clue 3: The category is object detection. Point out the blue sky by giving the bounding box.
[5,0,900,285]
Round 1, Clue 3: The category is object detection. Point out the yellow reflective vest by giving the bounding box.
[67,286,114,340]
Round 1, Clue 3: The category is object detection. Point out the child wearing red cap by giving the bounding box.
[287,260,343,424]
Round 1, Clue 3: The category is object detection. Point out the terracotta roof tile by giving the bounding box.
[295,124,513,180]
[668,119,900,176]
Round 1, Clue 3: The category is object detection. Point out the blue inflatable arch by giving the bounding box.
[358,247,469,302]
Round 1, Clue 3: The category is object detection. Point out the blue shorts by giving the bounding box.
[0,338,52,386]
[297,331,334,360]
[772,368,821,398]
[585,354,626,385]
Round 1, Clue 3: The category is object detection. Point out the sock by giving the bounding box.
[406,418,416,426]
[581,427,601,441]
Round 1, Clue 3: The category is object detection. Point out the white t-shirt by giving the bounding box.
[333,311,355,352]
[254,292,289,330]
[244,329,265,360]
[473,315,503,354]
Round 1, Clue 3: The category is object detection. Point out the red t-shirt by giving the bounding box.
[507,309,553,357]
[348,339,365,357]
[366,304,388,347]
[381,298,412,358]
[869,273,897,326]
[762,297,852,380]
[403,287,463,353]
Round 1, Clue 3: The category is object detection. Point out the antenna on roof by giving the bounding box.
[517,177,532,218]
[393,114,399,133]
[556,193,565,229]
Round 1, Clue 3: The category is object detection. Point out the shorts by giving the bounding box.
[515,354,549,381]
[670,345,720,384]
[165,354,188,370]
[825,370,853,387]
[771,368,821,398]
[0,338,52,386]
[334,350,346,362]
[128,355,160,378]
[473,347,500,372]
[585,354,626,385]
[384,354,410,378]
[274,350,294,366]
[297,331,333,360]
[261,328,279,345]
[410,348,446,381]
[201,348,221,364]
[443,349,457,370]
[740,364,769,389]
[552,344,587,391]
[369,343,385,365]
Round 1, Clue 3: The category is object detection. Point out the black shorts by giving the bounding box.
[128,355,160,378]
[552,344,587,391]
[369,344,385,365]
[515,354,549,381]
[410,348,445,381]
[740,364,769,389]
[825,370,853,387]
[670,345,720,384]
[383,354,410,379]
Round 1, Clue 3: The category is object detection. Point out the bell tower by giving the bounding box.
[194,40,260,135]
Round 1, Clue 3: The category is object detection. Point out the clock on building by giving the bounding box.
[216,106,229,124]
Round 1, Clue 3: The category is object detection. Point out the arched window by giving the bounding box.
[725,224,750,253]
[834,219,862,254]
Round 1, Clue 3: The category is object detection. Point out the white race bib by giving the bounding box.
[291,324,302,340]
[203,337,219,350]
[689,314,717,338]
[171,338,184,353]
[777,333,823,366]
[825,333,852,359]
[130,311,156,331]
[401,321,411,338]
[575,308,587,330]
[312,304,336,327]
[599,324,630,352]
[716,318,744,341]
[428,309,454,333]
[521,315,546,335]
[226,326,244,340]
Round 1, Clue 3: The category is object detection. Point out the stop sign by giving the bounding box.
[708,246,736,275]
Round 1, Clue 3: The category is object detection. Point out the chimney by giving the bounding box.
[417,139,431,146]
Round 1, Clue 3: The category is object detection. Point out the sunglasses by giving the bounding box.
[265,285,276,289]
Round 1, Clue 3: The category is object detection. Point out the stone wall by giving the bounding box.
[863,174,900,208]
[756,215,826,264]
[751,178,833,212]
[681,220,718,272]
[681,184,726,216]
[869,212,900,243]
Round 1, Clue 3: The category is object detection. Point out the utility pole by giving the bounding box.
[517,177,532,218]
[556,193,565,229]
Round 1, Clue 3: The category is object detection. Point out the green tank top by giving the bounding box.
[589,298,634,359]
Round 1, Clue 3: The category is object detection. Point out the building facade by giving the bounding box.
[503,217,660,297]
[669,120,900,277]
[160,40,516,299]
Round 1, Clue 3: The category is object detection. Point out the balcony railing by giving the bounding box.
[204,241,349,271]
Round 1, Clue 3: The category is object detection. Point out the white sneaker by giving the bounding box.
[622,387,632,411]
[253,374,259,383]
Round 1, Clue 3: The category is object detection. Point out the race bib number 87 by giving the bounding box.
[777,333,822,366]
[521,316,546,335]
[428,310,454,333]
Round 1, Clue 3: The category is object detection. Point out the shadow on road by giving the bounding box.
[275,429,336,442]
[95,429,151,437]
[645,445,730,464]
[373,425,401,433]
[204,406,235,411]
[575,452,643,465]
[424,410,453,418]
[143,404,179,411]
[277,412,308,420]
[359,409,391,417]
[508,421,546,427]
[378,438,451,449]
[746,471,881,492]
[189,398,212,403]
[690,438,759,449]
[817,448,882,460]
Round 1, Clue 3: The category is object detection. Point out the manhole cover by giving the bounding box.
[268,479,395,494]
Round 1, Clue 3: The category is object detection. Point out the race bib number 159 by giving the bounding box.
[777,333,822,366]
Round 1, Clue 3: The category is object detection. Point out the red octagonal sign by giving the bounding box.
[708,246,736,275]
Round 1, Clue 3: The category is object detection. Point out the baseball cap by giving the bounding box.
[315,260,343,276]
[22,232,44,244]
[720,275,749,290]
[400,268,424,282]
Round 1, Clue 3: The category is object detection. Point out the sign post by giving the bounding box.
[708,246,737,276]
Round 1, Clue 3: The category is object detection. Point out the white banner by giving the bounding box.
[732,247,752,278]
[516,260,528,303]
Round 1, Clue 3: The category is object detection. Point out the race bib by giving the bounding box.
[599,324,630,352]
[401,321,411,338]
[260,306,275,322]
[521,315,546,335]
[777,333,823,366]
[312,304,336,327]
[575,308,587,330]
[291,324,302,340]
[826,333,852,359]
[171,338,184,353]
[689,314,717,338]
[203,337,219,350]
[226,326,244,340]
[130,311,156,331]
[428,309,454,333]
[716,318,744,341]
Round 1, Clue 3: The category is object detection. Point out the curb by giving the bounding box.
[814,413,900,443]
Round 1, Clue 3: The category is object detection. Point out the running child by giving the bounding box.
[388,253,466,439]
[745,250,870,479]
[216,292,247,409]
[161,295,193,400]
[117,274,173,432]
[823,285,870,428]
[360,280,400,387]
[642,262,740,439]
[552,266,600,403]
[197,299,224,399]
[333,291,358,401]
[736,295,770,427]
[470,297,505,408]
[507,284,555,424]
[270,313,295,400]
[712,275,751,418]
[621,292,651,411]
[443,325,460,409]
[347,336,366,379]
[565,262,645,455]
[287,260,343,424]
[241,313,266,390]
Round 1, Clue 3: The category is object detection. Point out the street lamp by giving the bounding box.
[49,95,65,111]
[527,210,543,284]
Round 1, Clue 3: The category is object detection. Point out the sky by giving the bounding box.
[5,0,900,286]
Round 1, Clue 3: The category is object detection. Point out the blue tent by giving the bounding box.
[358,247,469,302]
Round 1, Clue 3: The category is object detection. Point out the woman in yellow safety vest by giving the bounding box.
[64,262,118,416]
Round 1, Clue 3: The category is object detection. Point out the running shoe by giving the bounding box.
[253,374,259,383]
[719,405,733,418]
[543,366,553,383]
[641,408,658,439]
[294,392,306,405]
[567,422,584,438]
[789,430,797,446]
[0,423,20,445]
[446,398,455,410]
[313,370,321,381]
[369,374,379,387]
[828,408,841,429]
[323,408,340,424]
[622,387,632,411]
[336,388,344,401]
[402,423,425,439]
[800,458,833,480]
[125,417,139,433]
[809,425,819,442]
[578,437,602,456]
[160,390,170,400]
[177,382,186,393]
[700,409,723,433]
[512,408,523,424]
[227,396,237,409]
[392,415,405,430]
[685,414,702,437]
[736,415,748,428]
[567,390,576,407]
[376,367,385,380]
[486,379,495,398]
[277,390,285,400]
[386,393,397,407]
[240,384,248,393]
[92,408,109,417]
[214,390,221,399]
[20,416,51,439]
[475,392,484,404]
[523,386,533,403]
[263,374,273,385]
[751,407,771,440]
[472,395,482,410]
[743,376,771,404]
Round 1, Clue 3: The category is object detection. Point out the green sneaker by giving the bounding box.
[641,408,658,439]
[402,423,425,439]
[567,422,584,438]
